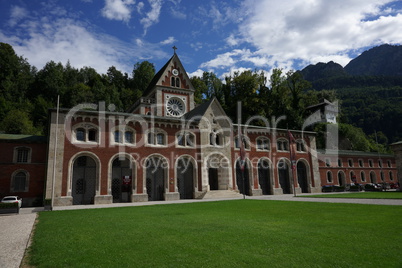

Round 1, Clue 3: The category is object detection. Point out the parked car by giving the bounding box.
[1,196,22,208]
[364,183,383,192]
[322,185,334,192]
[346,183,364,192]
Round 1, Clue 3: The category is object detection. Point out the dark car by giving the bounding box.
[364,183,383,192]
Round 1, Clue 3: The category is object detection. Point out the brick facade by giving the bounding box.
[0,135,47,207]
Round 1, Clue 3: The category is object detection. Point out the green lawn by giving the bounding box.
[29,200,402,268]
[306,191,402,199]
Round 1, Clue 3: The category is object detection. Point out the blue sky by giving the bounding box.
[1,0,402,79]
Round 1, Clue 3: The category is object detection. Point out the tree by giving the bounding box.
[1,109,39,135]
[132,61,155,92]
[189,76,208,104]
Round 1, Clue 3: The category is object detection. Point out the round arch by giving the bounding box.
[277,158,292,194]
[204,152,231,191]
[143,154,169,201]
[175,155,197,199]
[257,157,273,195]
[235,157,253,195]
[108,153,137,203]
[68,152,101,205]
[296,158,310,193]
[370,171,377,183]
[337,170,346,186]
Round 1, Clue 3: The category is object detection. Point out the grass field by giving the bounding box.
[306,191,402,199]
[28,200,402,268]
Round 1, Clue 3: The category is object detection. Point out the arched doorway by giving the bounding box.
[72,156,97,205]
[278,159,291,194]
[338,171,346,186]
[258,159,271,195]
[297,161,309,193]
[236,160,250,195]
[111,157,132,203]
[177,157,194,199]
[146,156,166,201]
[370,171,377,183]
[206,153,230,191]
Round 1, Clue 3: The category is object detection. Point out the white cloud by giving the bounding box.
[8,6,29,27]
[137,2,144,14]
[160,36,176,45]
[188,69,204,78]
[0,8,168,75]
[101,0,135,23]
[200,50,245,69]
[237,0,402,68]
[140,0,163,35]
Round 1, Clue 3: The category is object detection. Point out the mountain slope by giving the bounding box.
[344,44,402,76]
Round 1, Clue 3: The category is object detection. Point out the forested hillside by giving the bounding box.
[0,42,155,135]
[300,44,402,144]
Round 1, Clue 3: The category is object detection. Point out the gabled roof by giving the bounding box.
[183,97,228,123]
[184,98,214,121]
[143,53,194,97]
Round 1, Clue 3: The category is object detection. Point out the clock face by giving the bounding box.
[166,97,185,117]
[172,69,179,76]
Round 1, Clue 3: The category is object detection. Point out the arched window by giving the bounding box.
[147,129,167,146]
[73,124,99,143]
[378,159,383,168]
[369,159,374,167]
[210,130,225,147]
[296,140,306,152]
[360,171,366,182]
[338,158,342,167]
[170,77,180,87]
[327,171,333,183]
[12,171,28,192]
[358,159,364,167]
[176,132,195,147]
[390,171,394,181]
[277,139,289,151]
[256,137,270,151]
[112,127,135,145]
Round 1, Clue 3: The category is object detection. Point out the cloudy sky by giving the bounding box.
[1,0,401,78]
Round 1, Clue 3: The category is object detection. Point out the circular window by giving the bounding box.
[166,97,185,116]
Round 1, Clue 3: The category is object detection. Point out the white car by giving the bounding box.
[1,196,22,208]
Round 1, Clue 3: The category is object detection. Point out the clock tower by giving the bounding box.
[128,49,195,117]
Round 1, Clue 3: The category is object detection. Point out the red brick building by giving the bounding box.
[0,134,47,206]
[317,149,397,187]
[2,52,398,207]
